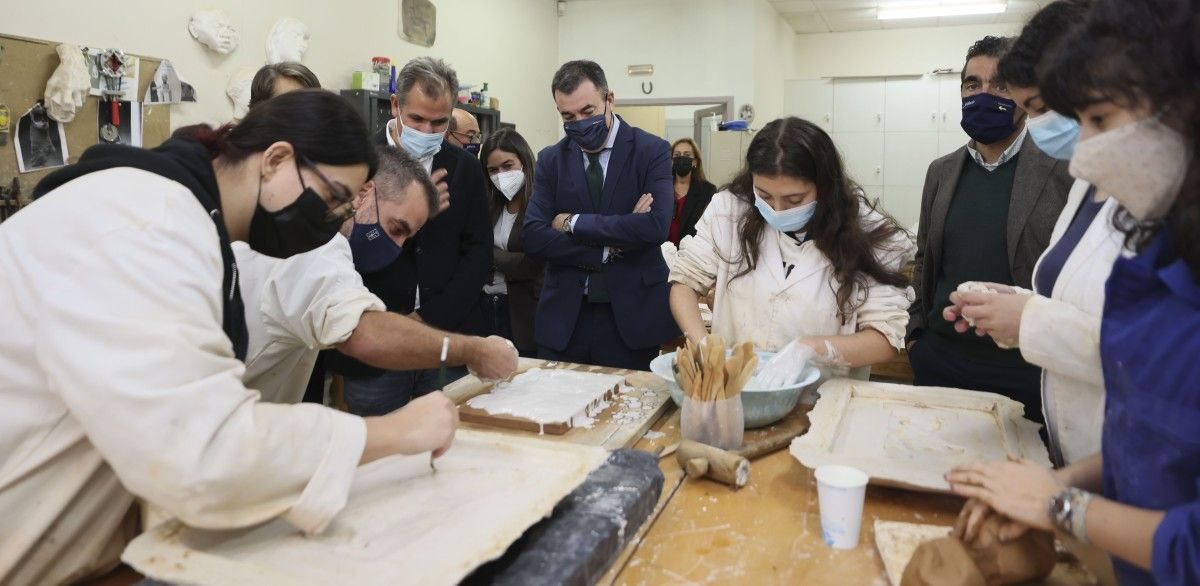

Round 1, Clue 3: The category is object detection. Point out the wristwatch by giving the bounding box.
[563,214,577,234]
[1048,487,1093,543]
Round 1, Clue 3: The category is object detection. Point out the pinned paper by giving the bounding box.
[85,48,139,101]
[144,60,183,105]
[15,102,69,173]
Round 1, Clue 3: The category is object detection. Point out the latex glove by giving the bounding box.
[466,335,519,382]
[751,339,816,389]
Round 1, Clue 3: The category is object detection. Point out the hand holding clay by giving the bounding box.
[954,498,1031,545]
[467,336,519,382]
[946,458,1064,533]
[391,391,459,458]
[43,44,90,123]
[946,291,1034,347]
[431,168,451,213]
[188,10,240,54]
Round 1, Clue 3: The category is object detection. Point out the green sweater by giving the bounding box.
[926,154,1027,366]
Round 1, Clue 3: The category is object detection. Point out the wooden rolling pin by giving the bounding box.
[673,409,812,488]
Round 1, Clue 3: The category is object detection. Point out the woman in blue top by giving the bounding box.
[945,1,1200,584]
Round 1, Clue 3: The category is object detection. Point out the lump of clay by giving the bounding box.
[43,44,90,123]
[266,17,309,64]
[902,517,1056,586]
[188,10,240,54]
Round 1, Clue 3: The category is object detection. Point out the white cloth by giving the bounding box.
[1019,180,1123,464]
[966,127,1027,172]
[0,169,367,585]
[237,235,385,404]
[670,190,915,381]
[484,210,518,295]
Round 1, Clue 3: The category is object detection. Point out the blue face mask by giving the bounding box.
[961,93,1019,145]
[348,192,403,273]
[1025,110,1080,160]
[398,120,444,160]
[753,188,817,233]
[563,102,611,151]
[463,142,481,156]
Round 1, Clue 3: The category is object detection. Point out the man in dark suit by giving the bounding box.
[906,36,1071,424]
[524,60,680,370]
[328,56,494,416]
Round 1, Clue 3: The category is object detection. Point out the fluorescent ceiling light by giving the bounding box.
[877,1,1007,20]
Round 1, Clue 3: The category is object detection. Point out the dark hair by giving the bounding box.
[480,128,536,219]
[248,62,321,109]
[996,1,1092,88]
[374,146,438,217]
[962,35,1014,82]
[1041,0,1200,274]
[396,56,459,108]
[174,89,378,177]
[551,60,609,97]
[671,138,707,184]
[725,117,910,322]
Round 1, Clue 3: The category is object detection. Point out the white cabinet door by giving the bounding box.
[884,76,939,132]
[833,132,885,187]
[833,78,886,133]
[938,74,965,132]
[883,185,924,231]
[785,79,834,132]
[938,130,969,158]
[884,132,940,187]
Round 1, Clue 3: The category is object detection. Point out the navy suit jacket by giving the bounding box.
[523,115,680,351]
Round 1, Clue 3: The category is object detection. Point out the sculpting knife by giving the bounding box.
[432,336,450,472]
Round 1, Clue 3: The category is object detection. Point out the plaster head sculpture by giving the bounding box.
[226,67,256,121]
[43,44,91,123]
[188,10,240,54]
[266,17,310,64]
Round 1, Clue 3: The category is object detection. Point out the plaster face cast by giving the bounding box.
[226,67,255,121]
[266,17,310,64]
[188,10,240,55]
[44,44,90,123]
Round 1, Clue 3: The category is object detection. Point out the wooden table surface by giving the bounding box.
[600,406,1116,586]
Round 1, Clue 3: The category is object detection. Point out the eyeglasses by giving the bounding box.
[296,154,356,223]
[450,130,481,144]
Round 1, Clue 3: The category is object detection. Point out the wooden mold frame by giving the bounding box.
[790,379,1050,493]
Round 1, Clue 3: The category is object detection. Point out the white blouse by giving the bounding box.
[484,209,518,295]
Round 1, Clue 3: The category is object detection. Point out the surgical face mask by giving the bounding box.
[1026,110,1081,160]
[753,187,817,233]
[398,119,444,160]
[348,191,403,272]
[463,142,481,156]
[490,170,525,201]
[961,93,1019,145]
[1069,115,1190,221]
[563,102,611,151]
[672,156,694,177]
[248,162,343,258]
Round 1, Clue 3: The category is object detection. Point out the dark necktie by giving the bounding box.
[584,151,609,302]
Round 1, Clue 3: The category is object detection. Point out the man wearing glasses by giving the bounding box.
[447,108,481,157]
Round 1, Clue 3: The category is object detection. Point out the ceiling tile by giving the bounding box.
[772,0,818,13]
[942,13,1002,25]
[814,0,877,9]
[880,16,940,28]
[827,19,884,32]
[787,13,832,33]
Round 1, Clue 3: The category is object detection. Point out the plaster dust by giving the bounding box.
[791,380,1049,492]
[465,368,625,427]
[122,430,608,586]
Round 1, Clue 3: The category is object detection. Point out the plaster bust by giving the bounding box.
[226,67,256,121]
[189,10,240,55]
[43,44,90,123]
[266,17,309,64]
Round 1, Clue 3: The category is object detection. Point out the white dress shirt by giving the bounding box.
[966,127,1027,172]
[0,169,366,584]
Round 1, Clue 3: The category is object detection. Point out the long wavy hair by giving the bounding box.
[725,117,910,322]
[1040,0,1200,275]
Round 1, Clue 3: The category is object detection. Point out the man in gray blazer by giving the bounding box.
[906,36,1071,425]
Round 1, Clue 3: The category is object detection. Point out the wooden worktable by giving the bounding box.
[601,407,1115,586]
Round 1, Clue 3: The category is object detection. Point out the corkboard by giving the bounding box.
[0,33,172,208]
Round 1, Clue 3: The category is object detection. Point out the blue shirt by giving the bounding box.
[1034,187,1105,296]
[1100,226,1200,585]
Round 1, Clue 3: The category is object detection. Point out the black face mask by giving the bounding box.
[672,156,694,177]
[248,161,344,258]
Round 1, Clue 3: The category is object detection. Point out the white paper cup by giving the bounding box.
[815,464,869,550]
